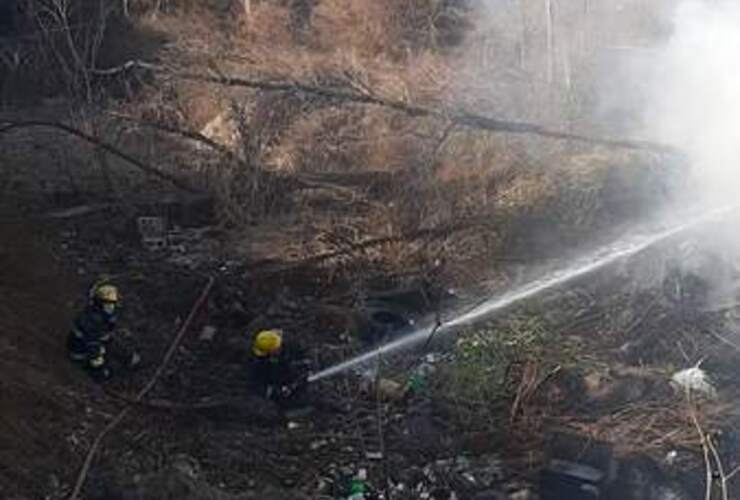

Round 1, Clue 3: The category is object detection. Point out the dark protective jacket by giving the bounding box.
[67,304,117,362]
[248,343,309,398]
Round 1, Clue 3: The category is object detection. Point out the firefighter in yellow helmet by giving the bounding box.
[67,279,140,381]
[248,329,309,401]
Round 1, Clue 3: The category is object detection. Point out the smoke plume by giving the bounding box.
[645,0,740,204]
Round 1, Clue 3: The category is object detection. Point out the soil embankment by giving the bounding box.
[0,210,85,497]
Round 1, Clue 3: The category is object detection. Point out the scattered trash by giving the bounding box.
[199,325,218,342]
[365,451,383,460]
[347,468,368,500]
[540,459,604,500]
[670,366,717,397]
[137,216,167,251]
[165,226,187,253]
[310,440,329,451]
[408,360,436,395]
[136,216,216,266]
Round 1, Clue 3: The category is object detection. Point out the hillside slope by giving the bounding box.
[0,211,86,497]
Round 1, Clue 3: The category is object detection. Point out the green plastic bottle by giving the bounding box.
[347,469,367,499]
[408,372,425,394]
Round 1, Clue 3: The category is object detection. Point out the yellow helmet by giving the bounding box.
[93,284,119,303]
[252,329,283,357]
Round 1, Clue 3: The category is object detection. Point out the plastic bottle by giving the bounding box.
[347,468,368,500]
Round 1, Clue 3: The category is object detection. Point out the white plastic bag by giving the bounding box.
[670,366,717,398]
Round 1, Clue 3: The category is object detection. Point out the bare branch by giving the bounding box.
[108,111,236,157]
[93,60,679,154]
[0,120,200,192]
[686,389,730,500]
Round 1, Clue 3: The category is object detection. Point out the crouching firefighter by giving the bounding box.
[248,329,311,404]
[66,282,140,381]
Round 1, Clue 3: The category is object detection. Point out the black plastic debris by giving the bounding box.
[540,459,605,499]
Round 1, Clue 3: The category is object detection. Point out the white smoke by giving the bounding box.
[638,0,740,311]
[645,0,740,204]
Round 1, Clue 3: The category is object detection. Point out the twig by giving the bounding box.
[429,121,456,164]
[68,276,215,499]
[676,341,692,365]
[709,329,740,353]
[726,464,740,481]
[687,389,720,500]
[707,434,729,500]
[510,360,540,423]
[623,294,659,337]
[0,120,199,193]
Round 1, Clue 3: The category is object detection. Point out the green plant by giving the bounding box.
[432,315,550,405]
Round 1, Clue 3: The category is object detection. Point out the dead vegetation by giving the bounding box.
[2,1,734,499]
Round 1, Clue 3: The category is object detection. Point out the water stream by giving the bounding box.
[308,204,740,383]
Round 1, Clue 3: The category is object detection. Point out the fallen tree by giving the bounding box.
[93,59,680,155]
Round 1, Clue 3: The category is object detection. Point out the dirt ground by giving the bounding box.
[0,184,551,499]
[4,178,740,500]
[0,209,87,498]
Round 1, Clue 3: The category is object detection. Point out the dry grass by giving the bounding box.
[567,396,731,456]
[3,0,672,284]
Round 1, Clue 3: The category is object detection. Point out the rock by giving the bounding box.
[361,377,408,402]
[508,488,533,500]
[378,378,407,400]
[582,371,603,392]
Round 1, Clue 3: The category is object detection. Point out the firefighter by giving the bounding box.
[66,281,139,381]
[248,329,310,401]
